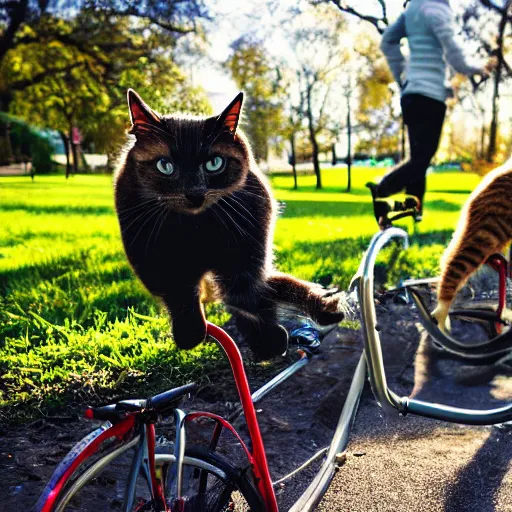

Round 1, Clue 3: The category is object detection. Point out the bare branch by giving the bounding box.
[321,0,388,34]
[479,0,506,14]
[479,0,512,22]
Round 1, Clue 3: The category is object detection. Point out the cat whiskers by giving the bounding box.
[129,202,164,247]
[235,189,266,200]
[209,206,232,237]
[221,197,257,230]
[145,202,168,256]
[117,197,159,220]
[216,198,261,245]
[119,199,160,232]
[154,205,170,244]
[227,194,258,223]
[213,201,244,238]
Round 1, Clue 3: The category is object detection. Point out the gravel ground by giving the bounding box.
[318,299,512,512]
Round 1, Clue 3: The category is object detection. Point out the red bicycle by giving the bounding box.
[34,323,281,512]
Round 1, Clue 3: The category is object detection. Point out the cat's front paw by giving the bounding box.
[172,317,207,349]
[310,291,346,326]
[432,302,451,333]
[249,324,289,361]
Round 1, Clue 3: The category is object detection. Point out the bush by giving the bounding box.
[0,112,54,173]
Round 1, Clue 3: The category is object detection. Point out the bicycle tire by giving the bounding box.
[47,443,264,512]
[49,435,141,512]
[450,300,507,340]
[157,446,265,512]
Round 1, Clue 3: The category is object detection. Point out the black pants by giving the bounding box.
[376,93,446,207]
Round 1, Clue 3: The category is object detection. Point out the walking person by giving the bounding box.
[368,0,496,226]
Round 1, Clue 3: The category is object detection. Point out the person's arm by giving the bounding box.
[423,3,484,76]
[380,13,407,87]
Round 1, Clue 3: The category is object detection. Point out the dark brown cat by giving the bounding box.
[114,89,345,359]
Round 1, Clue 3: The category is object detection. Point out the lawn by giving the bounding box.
[0,167,480,421]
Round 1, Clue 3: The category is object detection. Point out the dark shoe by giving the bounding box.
[366,182,391,227]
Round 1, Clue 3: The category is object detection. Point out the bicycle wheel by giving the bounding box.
[48,435,142,512]
[156,446,265,512]
[46,443,264,512]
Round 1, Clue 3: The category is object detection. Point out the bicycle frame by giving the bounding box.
[354,227,512,425]
[206,322,278,512]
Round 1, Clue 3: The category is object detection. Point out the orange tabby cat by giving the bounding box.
[432,158,512,331]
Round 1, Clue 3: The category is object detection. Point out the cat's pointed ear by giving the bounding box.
[218,92,243,135]
[127,89,160,127]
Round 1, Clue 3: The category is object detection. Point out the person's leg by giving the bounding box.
[376,94,446,203]
[374,94,418,198]
[404,97,446,210]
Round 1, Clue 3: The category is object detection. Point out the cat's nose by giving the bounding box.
[185,192,205,207]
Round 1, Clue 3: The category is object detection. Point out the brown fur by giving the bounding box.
[433,159,512,330]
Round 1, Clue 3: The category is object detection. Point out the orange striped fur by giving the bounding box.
[432,158,512,331]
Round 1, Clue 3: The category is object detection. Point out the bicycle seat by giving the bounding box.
[85,382,197,422]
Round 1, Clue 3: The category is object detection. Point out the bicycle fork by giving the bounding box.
[123,422,170,512]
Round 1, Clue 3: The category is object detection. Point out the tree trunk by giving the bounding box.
[71,141,79,175]
[290,133,298,190]
[106,152,115,173]
[480,119,486,160]
[401,115,406,160]
[0,119,13,166]
[60,131,71,179]
[331,143,337,166]
[346,94,352,193]
[306,85,322,189]
[79,145,90,172]
[487,0,510,162]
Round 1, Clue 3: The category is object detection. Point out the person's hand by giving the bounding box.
[482,56,498,76]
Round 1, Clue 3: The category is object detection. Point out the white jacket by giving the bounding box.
[380,0,484,103]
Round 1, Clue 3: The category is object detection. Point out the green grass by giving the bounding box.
[0,167,480,421]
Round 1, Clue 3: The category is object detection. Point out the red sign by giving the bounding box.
[72,126,81,145]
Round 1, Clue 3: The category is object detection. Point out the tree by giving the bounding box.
[227,37,286,164]
[0,0,209,110]
[8,14,211,176]
[281,72,305,190]
[0,1,210,167]
[461,0,512,162]
[317,0,512,163]
[311,0,390,34]
[288,7,347,189]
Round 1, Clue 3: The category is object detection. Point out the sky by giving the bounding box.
[192,0,406,110]
[185,0,501,160]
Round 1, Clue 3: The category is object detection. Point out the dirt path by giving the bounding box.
[1,299,512,510]
[319,302,512,512]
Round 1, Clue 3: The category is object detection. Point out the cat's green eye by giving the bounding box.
[202,156,226,174]
[156,158,175,176]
